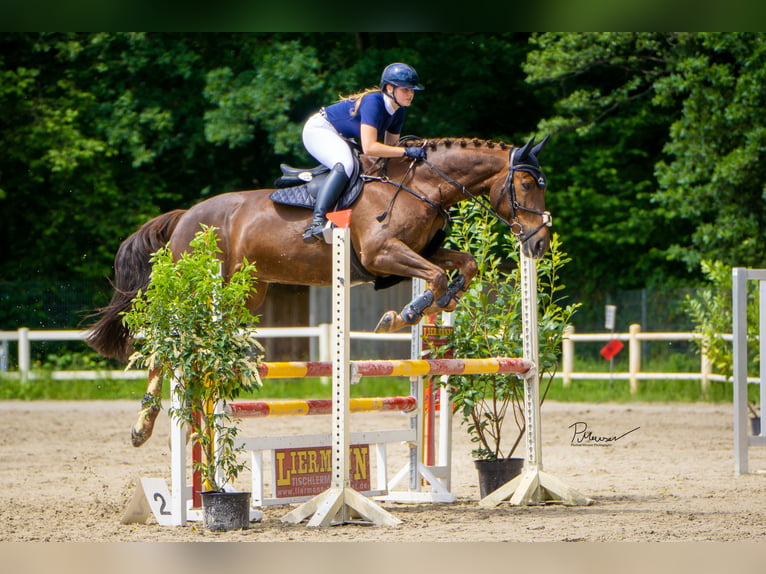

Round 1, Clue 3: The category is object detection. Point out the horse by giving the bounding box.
[86,135,552,446]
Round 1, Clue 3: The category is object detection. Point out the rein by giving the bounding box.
[363,143,552,244]
[372,148,553,243]
[420,157,518,232]
[363,158,451,225]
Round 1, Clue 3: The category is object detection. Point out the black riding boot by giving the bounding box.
[303,163,349,243]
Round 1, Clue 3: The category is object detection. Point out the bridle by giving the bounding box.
[364,144,552,244]
[498,147,553,243]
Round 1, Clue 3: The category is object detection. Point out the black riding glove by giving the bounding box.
[404,145,427,160]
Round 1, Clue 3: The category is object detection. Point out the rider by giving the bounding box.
[300,62,427,242]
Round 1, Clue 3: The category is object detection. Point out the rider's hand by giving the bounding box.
[403,145,427,160]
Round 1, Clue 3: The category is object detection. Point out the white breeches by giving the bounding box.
[302,113,355,178]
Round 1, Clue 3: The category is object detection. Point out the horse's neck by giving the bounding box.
[364,145,506,205]
[421,149,506,205]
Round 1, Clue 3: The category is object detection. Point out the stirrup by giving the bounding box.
[302,220,326,243]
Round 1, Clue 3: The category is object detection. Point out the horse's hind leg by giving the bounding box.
[131,367,162,447]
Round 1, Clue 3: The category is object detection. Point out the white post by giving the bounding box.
[329,224,351,495]
[379,280,456,503]
[629,324,641,395]
[170,369,187,525]
[731,267,766,473]
[760,280,766,437]
[562,325,574,388]
[733,267,749,474]
[409,278,424,492]
[280,216,401,526]
[437,311,454,490]
[18,327,30,383]
[521,252,542,469]
[1,339,8,371]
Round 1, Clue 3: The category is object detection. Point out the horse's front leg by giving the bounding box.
[421,248,478,314]
[364,240,450,333]
[131,367,162,447]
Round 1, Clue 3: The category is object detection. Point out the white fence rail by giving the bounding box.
[0,326,410,382]
[0,323,753,393]
[561,324,747,394]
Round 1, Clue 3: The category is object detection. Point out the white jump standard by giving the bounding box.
[732,267,766,474]
[479,249,591,507]
[281,221,399,526]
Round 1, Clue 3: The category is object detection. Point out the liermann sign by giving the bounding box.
[273,444,371,498]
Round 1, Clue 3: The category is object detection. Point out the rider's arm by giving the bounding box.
[384,131,400,147]
[360,124,407,158]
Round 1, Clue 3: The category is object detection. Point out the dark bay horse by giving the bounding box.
[87,135,551,446]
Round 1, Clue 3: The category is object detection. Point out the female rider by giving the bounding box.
[301,62,426,242]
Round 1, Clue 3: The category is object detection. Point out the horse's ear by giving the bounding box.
[517,136,536,159]
[531,135,550,158]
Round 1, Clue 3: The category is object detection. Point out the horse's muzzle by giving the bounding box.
[523,234,551,259]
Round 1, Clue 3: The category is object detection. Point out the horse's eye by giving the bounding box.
[522,181,534,192]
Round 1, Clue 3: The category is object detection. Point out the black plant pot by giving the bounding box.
[474,457,525,498]
[201,491,251,531]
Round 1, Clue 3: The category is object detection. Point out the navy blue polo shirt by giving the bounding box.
[323,92,406,140]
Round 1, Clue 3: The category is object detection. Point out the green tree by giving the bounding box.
[685,260,760,381]
[523,32,690,299]
[524,32,766,304]
[2,33,211,282]
[444,203,579,460]
[653,33,766,271]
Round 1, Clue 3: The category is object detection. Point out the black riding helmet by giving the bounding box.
[380,63,425,91]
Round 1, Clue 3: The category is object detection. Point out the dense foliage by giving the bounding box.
[525,33,766,288]
[2,32,766,330]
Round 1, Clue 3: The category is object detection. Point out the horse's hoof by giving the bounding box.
[131,411,158,447]
[374,311,396,333]
[131,426,150,448]
[401,307,420,324]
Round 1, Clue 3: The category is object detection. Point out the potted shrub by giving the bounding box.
[123,225,263,530]
[439,208,578,498]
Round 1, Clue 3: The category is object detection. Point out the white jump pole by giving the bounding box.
[169,369,187,525]
[281,214,401,526]
[479,248,591,507]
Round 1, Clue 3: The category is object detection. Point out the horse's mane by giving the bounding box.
[403,137,512,152]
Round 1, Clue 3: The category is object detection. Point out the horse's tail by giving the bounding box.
[85,209,186,362]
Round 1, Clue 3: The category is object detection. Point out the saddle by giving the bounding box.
[269,146,446,291]
[269,146,364,211]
